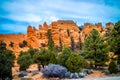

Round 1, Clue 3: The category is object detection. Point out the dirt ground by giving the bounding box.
[12,64,107,80]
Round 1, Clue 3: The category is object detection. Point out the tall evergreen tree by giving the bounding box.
[0,40,15,79]
[59,37,63,51]
[83,29,109,68]
[47,29,55,51]
[70,37,75,51]
[76,37,82,50]
[110,21,120,55]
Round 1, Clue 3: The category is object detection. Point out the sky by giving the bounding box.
[0,0,120,34]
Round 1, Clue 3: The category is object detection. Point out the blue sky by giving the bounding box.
[0,0,120,34]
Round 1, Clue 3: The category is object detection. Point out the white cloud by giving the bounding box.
[49,16,58,21]
[1,0,120,27]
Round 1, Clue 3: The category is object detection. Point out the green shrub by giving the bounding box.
[66,53,84,73]
[108,60,118,74]
[117,55,120,64]
[17,54,33,71]
[58,47,72,67]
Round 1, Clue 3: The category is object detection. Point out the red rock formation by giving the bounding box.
[82,23,103,35]
[106,22,114,29]
[26,20,80,47]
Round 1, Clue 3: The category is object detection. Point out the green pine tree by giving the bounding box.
[47,29,55,51]
[70,37,75,51]
[83,29,109,68]
[110,21,120,55]
[0,40,15,80]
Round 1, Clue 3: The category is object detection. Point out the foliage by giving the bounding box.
[117,55,120,64]
[66,53,84,73]
[41,64,68,78]
[17,54,33,71]
[108,60,118,73]
[28,47,38,56]
[83,59,91,69]
[19,43,25,48]
[23,40,27,46]
[83,29,109,67]
[9,41,14,47]
[47,29,55,51]
[19,40,27,48]
[0,53,12,80]
[0,40,6,53]
[47,29,52,40]
[3,50,15,66]
[0,41,14,80]
[59,37,63,51]
[110,21,120,55]
[33,48,51,68]
[70,37,75,51]
[58,47,72,67]
[49,51,57,64]
[76,37,82,50]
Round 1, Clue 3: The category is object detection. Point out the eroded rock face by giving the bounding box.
[82,23,103,35]
[106,22,114,29]
[26,20,80,47]
[26,21,114,48]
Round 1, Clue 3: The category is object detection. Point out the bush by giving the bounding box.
[9,42,14,47]
[108,60,118,74]
[65,53,84,73]
[18,71,28,78]
[117,55,120,64]
[65,72,71,78]
[58,47,72,67]
[19,40,27,48]
[19,43,25,48]
[41,64,68,78]
[83,60,91,69]
[17,54,33,71]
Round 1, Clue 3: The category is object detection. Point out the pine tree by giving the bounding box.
[47,29,55,51]
[76,37,82,50]
[83,29,109,68]
[0,41,15,79]
[110,21,120,55]
[70,37,75,51]
[59,37,63,51]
